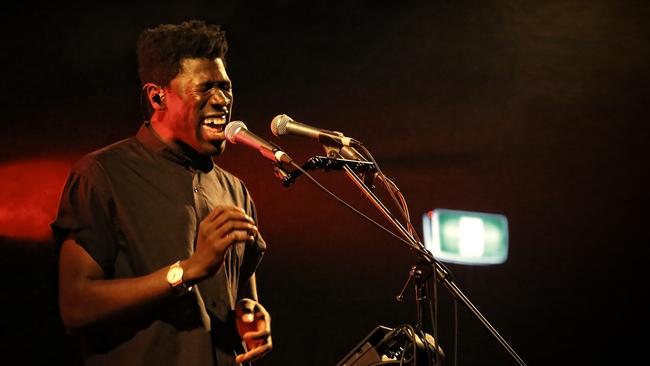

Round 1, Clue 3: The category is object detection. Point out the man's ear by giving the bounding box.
[144,83,166,110]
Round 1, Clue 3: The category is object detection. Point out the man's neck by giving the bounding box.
[149,116,175,144]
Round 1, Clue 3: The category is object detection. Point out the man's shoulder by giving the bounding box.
[71,137,141,175]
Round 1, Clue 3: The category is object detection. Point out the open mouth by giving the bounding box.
[201,116,228,136]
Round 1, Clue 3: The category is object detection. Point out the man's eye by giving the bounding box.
[198,83,231,95]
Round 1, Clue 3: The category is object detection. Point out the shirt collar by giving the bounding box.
[136,121,214,172]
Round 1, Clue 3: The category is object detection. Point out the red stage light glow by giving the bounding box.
[0,157,76,242]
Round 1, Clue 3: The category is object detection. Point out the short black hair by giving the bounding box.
[136,20,228,87]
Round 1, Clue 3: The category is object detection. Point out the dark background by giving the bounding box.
[1,1,648,365]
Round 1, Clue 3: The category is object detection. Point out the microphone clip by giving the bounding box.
[273,156,376,187]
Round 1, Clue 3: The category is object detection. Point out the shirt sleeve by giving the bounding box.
[51,156,118,277]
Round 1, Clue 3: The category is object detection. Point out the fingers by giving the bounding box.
[236,299,270,327]
[193,206,258,275]
[199,206,258,243]
[203,205,244,222]
[246,309,270,331]
[241,329,271,343]
[235,298,257,316]
[237,303,256,323]
[224,229,256,244]
[235,342,272,363]
[204,206,253,226]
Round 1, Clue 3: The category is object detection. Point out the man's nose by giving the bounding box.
[210,88,231,108]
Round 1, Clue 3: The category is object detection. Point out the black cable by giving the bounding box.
[356,145,410,231]
[357,145,422,244]
[288,161,426,254]
[434,276,440,365]
[424,280,439,366]
[453,299,458,366]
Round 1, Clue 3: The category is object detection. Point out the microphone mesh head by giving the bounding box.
[224,120,247,144]
[270,114,292,136]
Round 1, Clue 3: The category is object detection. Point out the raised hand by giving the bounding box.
[186,206,258,282]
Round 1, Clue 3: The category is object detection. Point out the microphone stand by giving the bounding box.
[334,152,528,366]
[272,149,527,365]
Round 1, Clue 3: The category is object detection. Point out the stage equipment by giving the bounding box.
[268,114,527,366]
[423,209,509,265]
[336,325,444,366]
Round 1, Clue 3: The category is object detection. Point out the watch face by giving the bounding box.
[167,267,183,284]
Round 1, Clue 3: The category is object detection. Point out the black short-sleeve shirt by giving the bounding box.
[51,122,266,365]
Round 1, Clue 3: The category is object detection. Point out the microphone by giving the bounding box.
[225,121,293,163]
[270,114,362,147]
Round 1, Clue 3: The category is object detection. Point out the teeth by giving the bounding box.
[203,116,226,126]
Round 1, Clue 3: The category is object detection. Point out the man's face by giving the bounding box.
[165,57,233,155]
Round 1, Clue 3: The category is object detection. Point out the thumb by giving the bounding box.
[236,298,257,323]
[242,312,255,323]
